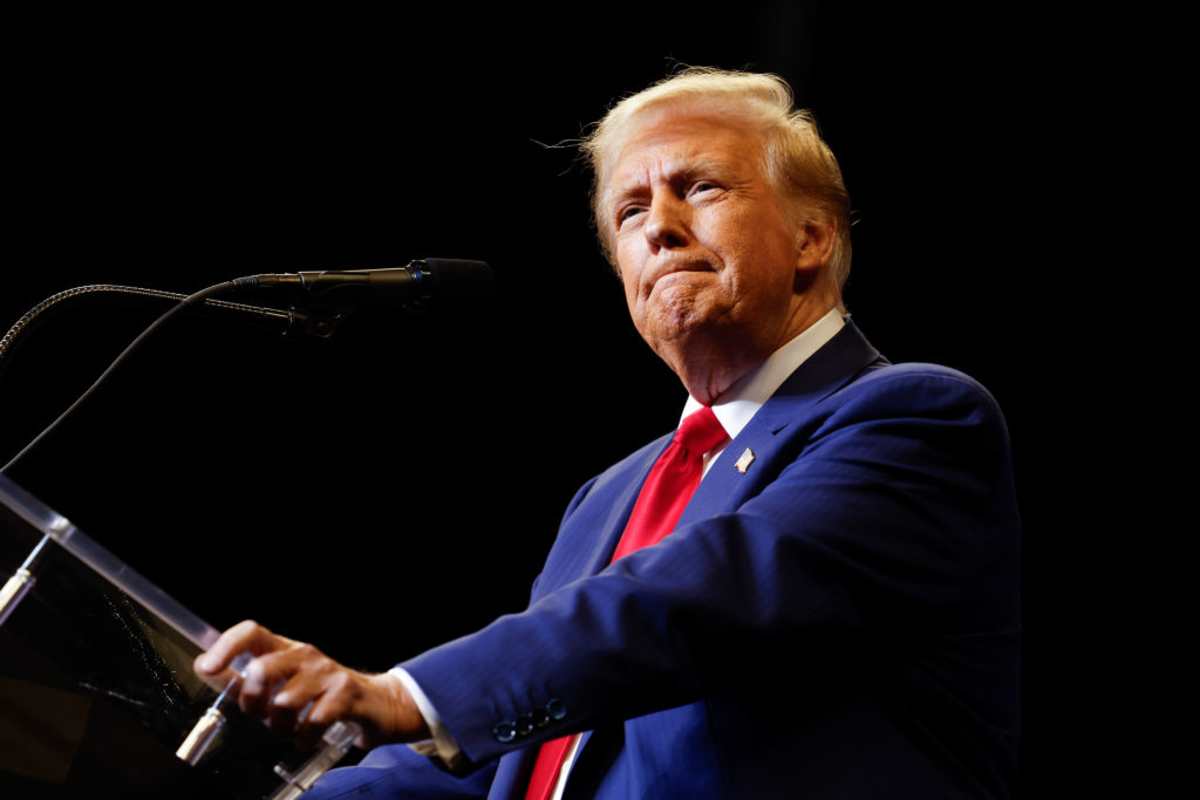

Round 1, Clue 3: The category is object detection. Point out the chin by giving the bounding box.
[645,319,741,369]
[643,291,725,337]
[644,312,712,348]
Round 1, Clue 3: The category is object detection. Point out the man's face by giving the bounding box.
[603,106,813,381]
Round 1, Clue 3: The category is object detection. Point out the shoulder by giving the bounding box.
[828,362,1008,430]
[796,361,1014,469]
[846,362,1000,402]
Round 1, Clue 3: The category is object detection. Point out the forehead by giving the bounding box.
[603,106,767,197]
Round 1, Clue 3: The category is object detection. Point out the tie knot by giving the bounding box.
[676,406,728,457]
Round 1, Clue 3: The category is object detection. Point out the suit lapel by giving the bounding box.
[538,319,885,596]
[576,437,670,580]
[679,318,885,526]
[535,434,673,597]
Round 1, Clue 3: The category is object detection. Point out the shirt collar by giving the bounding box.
[680,307,846,441]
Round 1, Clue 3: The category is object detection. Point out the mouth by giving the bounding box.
[646,260,713,294]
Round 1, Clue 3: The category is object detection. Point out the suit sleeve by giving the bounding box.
[400,369,1019,767]
[372,473,606,774]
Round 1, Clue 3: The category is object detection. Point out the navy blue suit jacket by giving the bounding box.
[307,319,1021,798]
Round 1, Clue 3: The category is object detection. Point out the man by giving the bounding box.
[197,68,1020,798]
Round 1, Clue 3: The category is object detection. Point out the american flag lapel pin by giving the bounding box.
[734,448,755,474]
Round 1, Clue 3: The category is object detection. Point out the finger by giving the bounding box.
[267,661,336,734]
[195,620,287,676]
[238,644,328,718]
[293,699,325,752]
[296,671,359,751]
[237,656,277,718]
[266,678,300,735]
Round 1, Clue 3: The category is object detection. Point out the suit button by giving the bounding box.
[492,721,517,743]
[545,698,566,721]
[516,713,535,737]
[531,708,550,728]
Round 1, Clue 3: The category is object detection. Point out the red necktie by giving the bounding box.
[524,406,729,800]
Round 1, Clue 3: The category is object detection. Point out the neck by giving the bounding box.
[668,300,836,405]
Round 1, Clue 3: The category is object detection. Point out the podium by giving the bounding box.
[0,474,356,799]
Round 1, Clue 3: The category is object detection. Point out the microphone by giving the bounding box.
[249,258,492,305]
[0,259,492,474]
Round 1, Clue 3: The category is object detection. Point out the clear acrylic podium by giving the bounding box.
[0,474,358,799]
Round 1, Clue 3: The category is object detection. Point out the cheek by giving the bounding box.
[615,265,642,316]
[701,205,762,259]
[615,242,643,292]
[716,256,796,321]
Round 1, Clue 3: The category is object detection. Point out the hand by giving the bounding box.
[193,620,430,750]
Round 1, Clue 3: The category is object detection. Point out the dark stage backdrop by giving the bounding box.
[3,2,1057,783]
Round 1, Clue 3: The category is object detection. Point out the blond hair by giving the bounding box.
[581,67,852,306]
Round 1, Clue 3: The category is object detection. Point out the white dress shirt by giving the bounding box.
[392,308,847,795]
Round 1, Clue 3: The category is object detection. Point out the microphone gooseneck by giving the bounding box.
[0,258,492,474]
[1,279,240,474]
[0,284,308,375]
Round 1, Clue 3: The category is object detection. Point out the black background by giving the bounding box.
[1,3,1091,786]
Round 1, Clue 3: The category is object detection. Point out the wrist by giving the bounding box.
[370,670,429,742]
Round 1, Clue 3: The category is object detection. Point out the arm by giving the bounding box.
[192,474,607,773]
[194,370,1018,771]
[401,369,1020,764]
[384,471,605,768]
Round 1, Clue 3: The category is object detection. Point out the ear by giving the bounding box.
[795,216,837,274]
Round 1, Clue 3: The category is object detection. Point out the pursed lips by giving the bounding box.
[644,260,713,295]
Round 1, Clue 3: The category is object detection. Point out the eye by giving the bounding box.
[689,180,721,196]
[617,205,644,225]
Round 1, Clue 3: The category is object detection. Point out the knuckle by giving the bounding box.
[272,692,299,710]
[235,619,260,635]
[246,659,267,684]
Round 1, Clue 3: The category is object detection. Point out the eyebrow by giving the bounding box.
[608,157,741,206]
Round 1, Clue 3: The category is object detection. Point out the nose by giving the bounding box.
[643,193,690,251]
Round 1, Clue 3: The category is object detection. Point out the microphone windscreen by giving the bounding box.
[423,259,493,299]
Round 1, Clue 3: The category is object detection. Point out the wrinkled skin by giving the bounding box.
[603,103,838,403]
